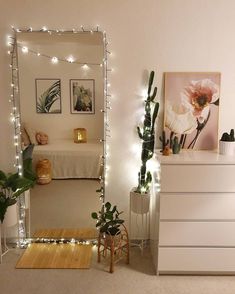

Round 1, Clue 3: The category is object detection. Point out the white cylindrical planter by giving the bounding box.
[219,141,235,155]
[3,203,18,227]
[130,189,150,214]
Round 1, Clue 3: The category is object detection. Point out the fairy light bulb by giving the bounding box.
[51,56,58,64]
[21,46,28,53]
[67,56,74,63]
[82,63,88,70]
[37,52,41,56]
[42,26,47,31]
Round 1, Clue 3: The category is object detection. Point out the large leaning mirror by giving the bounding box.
[15,29,105,240]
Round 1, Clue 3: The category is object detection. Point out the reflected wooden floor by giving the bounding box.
[33,228,98,239]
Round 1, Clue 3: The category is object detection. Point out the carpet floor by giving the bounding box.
[30,179,101,235]
[1,246,235,294]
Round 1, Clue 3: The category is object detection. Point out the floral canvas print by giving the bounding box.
[35,79,61,113]
[164,72,220,150]
[70,79,95,114]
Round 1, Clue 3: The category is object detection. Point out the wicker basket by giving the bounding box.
[36,159,52,184]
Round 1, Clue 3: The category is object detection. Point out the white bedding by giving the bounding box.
[33,139,103,179]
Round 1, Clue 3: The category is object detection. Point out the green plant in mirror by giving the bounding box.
[91,202,124,236]
[136,70,159,194]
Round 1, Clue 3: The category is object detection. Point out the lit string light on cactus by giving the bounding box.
[8,25,112,246]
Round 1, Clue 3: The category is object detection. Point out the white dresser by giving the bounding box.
[157,150,235,274]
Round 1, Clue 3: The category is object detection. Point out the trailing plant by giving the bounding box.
[136,71,159,194]
[220,129,235,142]
[91,202,124,236]
[22,144,36,184]
[36,80,61,113]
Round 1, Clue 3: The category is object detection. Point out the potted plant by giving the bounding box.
[0,170,33,224]
[130,70,159,214]
[219,129,235,155]
[91,202,124,240]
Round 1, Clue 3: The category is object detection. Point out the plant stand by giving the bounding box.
[0,223,9,263]
[129,190,150,254]
[97,224,129,273]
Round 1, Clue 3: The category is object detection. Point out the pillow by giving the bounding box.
[36,132,48,145]
[20,125,30,146]
[24,123,38,145]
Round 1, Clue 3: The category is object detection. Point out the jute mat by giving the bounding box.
[16,243,93,269]
[33,228,98,239]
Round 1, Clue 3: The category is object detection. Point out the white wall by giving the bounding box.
[18,34,104,141]
[1,0,235,221]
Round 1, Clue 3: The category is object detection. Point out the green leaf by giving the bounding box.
[105,202,111,211]
[105,212,113,221]
[91,212,98,219]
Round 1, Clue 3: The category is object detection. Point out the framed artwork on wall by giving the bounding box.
[164,72,220,150]
[35,79,61,113]
[70,79,95,114]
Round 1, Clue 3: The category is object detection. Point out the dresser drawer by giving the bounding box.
[158,248,235,274]
[159,221,235,246]
[161,165,235,192]
[160,193,235,220]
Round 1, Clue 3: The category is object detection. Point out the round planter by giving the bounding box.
[130,188,150,214]
[3,203,18,227]
[219,141,235,155]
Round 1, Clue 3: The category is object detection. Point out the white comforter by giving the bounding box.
[33,139,103,179]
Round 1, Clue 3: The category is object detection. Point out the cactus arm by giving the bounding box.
[151,102,159,134]
[150,87,157,101]
[137,126,143,139]
[147,71,154,96]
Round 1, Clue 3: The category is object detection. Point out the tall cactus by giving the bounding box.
[136,71,159,193]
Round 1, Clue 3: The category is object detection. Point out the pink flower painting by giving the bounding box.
[164,73,220,150]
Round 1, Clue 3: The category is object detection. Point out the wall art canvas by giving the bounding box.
[70,79,95,114]
[164,72,220,150]
[35,79,61,113]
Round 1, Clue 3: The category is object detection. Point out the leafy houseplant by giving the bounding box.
[0,171,33,223]
[0,145,36,225]
[219,129,235,155]
[91,202,124,236]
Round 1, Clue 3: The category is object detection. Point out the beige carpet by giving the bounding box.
[30,179,101,234]
[16,243,93,269]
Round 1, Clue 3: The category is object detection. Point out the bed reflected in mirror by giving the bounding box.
[17,31,104,238]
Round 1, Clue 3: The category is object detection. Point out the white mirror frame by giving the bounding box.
[8,26,111,246]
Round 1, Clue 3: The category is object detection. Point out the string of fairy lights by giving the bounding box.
[7,26,112,246]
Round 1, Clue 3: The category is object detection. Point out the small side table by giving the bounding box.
[97,224,129,273]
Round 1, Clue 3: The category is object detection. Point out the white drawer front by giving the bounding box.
[161,165,235,192]
[158,248,235,273]
[160,193,235,220]
[159,222,235,246]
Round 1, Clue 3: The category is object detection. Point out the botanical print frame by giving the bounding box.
[164,72,220,150]
[70,79,95,114]
[35,79,61,113]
